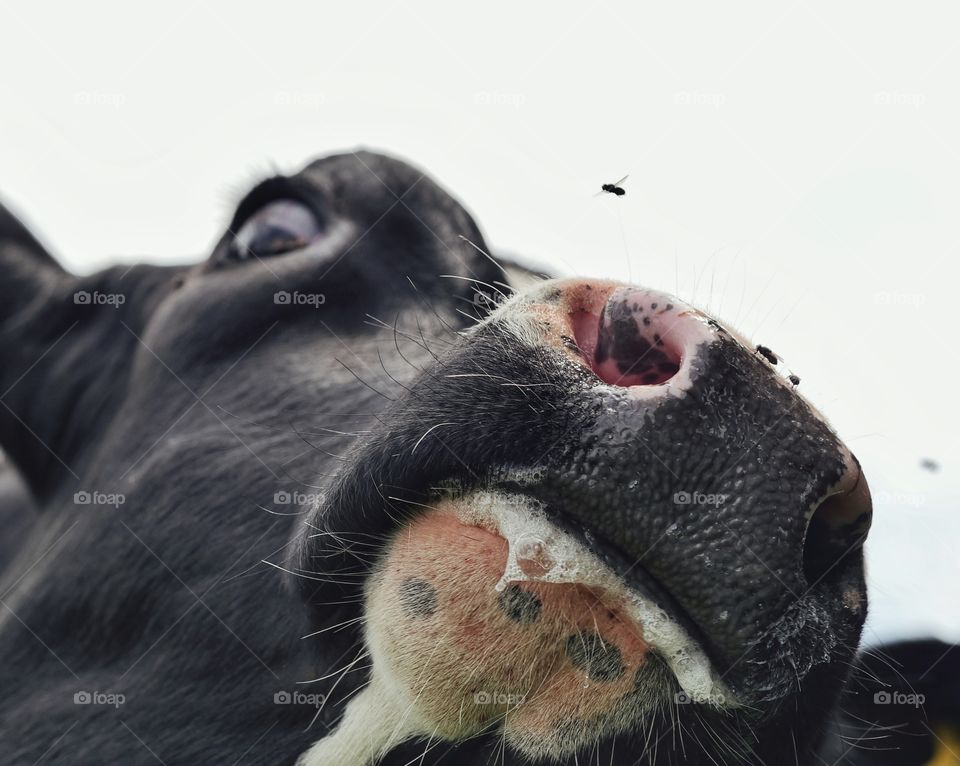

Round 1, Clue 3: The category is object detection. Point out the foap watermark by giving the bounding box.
[74,690,125,708]
[473,690,526,706]
[274,290,325,308]
[472,289,499,312]
[873,490,926,508]
[673,491,727,507]
[675,690,726,705]
[274,90,326,109]
[74,490,125,508]
[674,91,725,108]
[874,290,925,308]
[74,290,126,308]
[273,690,326,707]
[73,91,125,109]
[874,91,925,108]
[873,690,925,708]
[474,91,526,108]
[273,490,324,507]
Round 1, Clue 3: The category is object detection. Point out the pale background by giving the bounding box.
[0,1,956,645]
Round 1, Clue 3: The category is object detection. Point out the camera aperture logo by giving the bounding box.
[873,690,925,708]
[74,490,125,508]
[673,491,726,507]
[273,690,326,707]
[74,690,125,708]
[74,290,125,308]
[274,290,325,308]
[473,690,526,706]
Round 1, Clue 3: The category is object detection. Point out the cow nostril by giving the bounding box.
[570,290,685,388]
[802,466,872,585]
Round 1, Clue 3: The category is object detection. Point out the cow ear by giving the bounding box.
[0,199,70,323]
[0,200,79,495]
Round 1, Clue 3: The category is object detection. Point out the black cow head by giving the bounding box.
[0,151,871,766]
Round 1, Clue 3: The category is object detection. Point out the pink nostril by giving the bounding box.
[571,288,685,387]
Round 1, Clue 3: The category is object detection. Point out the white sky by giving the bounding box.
[0,1,957,644]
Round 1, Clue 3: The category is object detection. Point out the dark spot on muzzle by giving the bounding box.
[565,632,625,682]
[399,577,438,618]
[497,584,542,624]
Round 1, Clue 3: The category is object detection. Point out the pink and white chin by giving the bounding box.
[296,491,730,766]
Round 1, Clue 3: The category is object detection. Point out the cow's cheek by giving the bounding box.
[365,508,651,743]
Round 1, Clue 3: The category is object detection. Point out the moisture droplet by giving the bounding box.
[516,537,555,577]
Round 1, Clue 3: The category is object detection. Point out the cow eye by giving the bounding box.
[231,199,321,260]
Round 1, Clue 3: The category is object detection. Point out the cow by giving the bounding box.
[0,150,951,765]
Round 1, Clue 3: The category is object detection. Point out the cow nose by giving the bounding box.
[802,456,873,585]
[567,285,714,389]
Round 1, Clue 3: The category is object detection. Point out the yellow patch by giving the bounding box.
[928,727,960,766]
